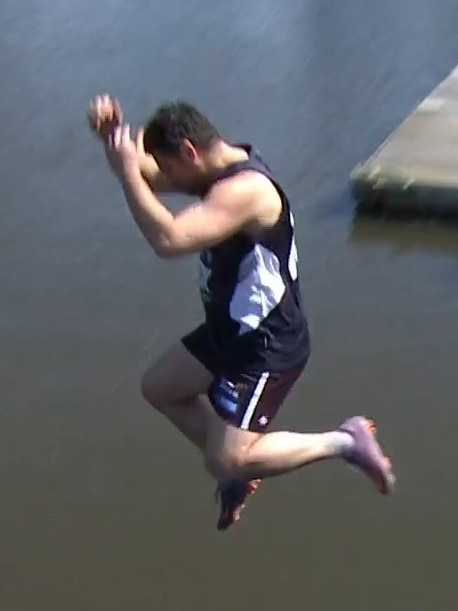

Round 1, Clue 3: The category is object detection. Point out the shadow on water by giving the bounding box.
[350,201,458,257]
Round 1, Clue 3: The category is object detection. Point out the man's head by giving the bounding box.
[143,100,222,194]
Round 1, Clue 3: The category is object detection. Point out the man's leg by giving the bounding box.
[205,368,395,506]
[140,330,250,484]
[209,417,354,478]
[204,368,350,479]
[140,335,264,529]
[141,347,394,529]
[140,341,214,455]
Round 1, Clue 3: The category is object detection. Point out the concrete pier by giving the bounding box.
[350,64,458,216]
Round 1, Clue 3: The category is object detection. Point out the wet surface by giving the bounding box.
[2,0,458,609]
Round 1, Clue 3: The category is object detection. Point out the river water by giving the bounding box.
[1,1,458,609]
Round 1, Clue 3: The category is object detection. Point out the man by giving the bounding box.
[87,94,395,531]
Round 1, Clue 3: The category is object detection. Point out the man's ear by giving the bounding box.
[180,139,199,162]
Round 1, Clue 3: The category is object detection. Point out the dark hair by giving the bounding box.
[143,100,221,155]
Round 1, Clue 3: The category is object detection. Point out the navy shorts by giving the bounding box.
[181,323,305,433]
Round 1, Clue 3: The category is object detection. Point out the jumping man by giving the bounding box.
[88,94,395,531]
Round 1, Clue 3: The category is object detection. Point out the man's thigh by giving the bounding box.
[206,365,305,465]
[141,325,217,405]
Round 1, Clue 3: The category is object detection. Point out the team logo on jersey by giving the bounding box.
[212,378,240,416]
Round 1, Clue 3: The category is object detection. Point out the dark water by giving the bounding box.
[2,1,458,609]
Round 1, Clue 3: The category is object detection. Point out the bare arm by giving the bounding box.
[104,124,280,257]
[136,143,176,193]
[119,167,265,257]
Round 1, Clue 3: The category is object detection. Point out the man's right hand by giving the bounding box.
[87,94,123,141]
[88,94,174,193]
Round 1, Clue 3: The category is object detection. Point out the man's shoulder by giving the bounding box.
[209,167,279,195]
[206,170,283,229]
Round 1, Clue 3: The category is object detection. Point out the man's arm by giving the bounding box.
[137,147,177,194]
[119,167,263,257]
[104,124,279,257]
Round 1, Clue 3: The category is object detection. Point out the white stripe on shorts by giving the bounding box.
[240,371,270,430]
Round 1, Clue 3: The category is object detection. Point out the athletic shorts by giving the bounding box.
[181,323,306,433]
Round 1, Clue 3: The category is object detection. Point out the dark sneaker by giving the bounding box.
[215,478,261,531]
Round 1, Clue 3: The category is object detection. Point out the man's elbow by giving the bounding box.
[152,237,184,259]
[149,226,198,258]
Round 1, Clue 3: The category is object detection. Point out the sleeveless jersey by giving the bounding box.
[198,144,310,374]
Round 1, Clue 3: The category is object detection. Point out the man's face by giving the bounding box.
[153,141,207,195]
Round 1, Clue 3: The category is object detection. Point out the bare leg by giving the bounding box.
[238,430,353,478]
[152,396,211,451]
[207,417,351,479]
[140,342,214,454]
[207,416,394,495]
[140,342,268,529]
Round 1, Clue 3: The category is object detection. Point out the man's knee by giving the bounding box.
[204,447,245,480]
[140,368,162,407]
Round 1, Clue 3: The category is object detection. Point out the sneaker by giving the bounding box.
[339,416,395,494]
[215,478,261,531]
